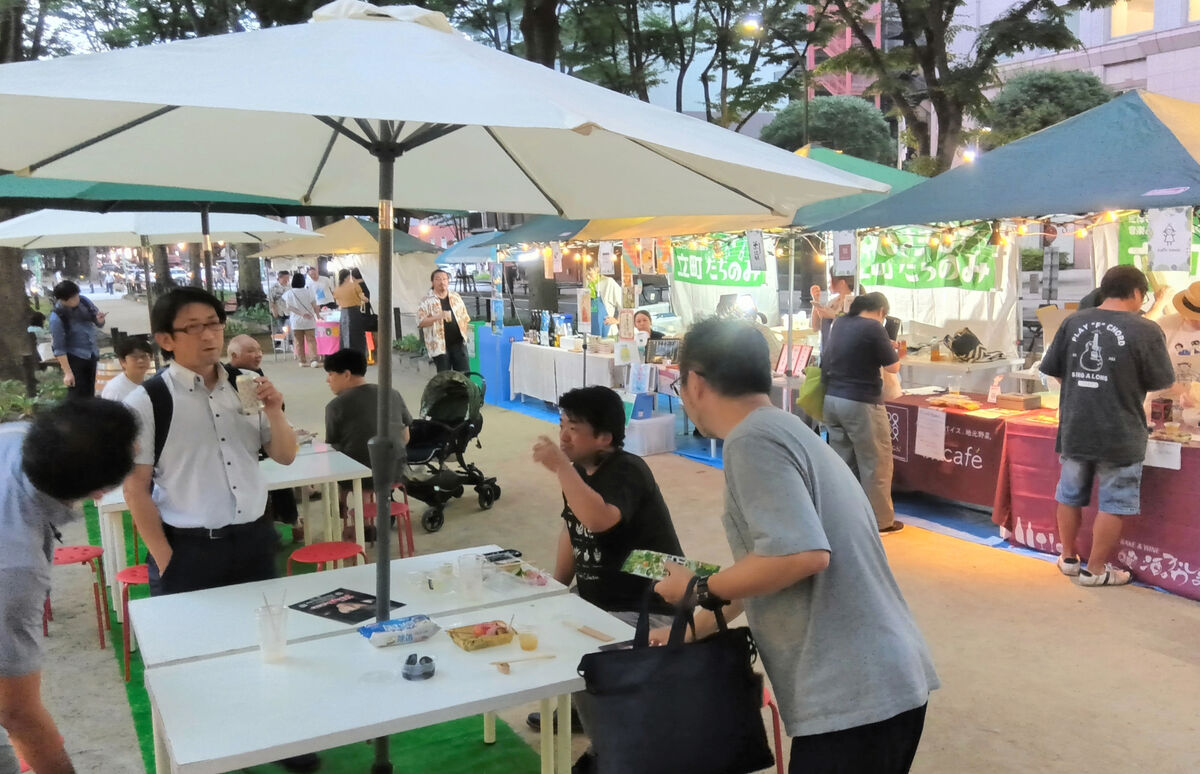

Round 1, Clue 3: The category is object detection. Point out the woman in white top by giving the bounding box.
[282,272,322,366]
[101,337,154,401]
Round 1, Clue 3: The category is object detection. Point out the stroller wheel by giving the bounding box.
[477,486,495,511]
[421,507,445,533]
[492,484,501,501]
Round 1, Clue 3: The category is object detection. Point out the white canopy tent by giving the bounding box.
[0,208,312,248]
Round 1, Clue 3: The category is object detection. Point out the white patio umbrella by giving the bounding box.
[0,208,313,249]
[0,11,887,752]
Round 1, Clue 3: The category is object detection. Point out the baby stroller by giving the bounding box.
[403,370,500,532]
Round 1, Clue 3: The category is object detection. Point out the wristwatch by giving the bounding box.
[694,576,728,611]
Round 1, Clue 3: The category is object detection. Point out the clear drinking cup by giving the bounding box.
[518,626,539,651]
[457,554,485,598]
[256,605,287,663]
[236,374,265,413]
[947,375,963,395]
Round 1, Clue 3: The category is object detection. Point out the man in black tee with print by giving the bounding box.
[1041,265,1174,587]
[530,385,683,766]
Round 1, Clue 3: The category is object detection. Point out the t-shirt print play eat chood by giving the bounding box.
[1041,308,1175,464]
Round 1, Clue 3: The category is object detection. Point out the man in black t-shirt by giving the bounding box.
[530,386,683,759]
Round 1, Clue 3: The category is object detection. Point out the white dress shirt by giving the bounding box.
[124,361,271,529]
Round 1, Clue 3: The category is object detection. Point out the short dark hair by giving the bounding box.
[52,280,80,301]
[351,268,364,280]
[679,318,771,397]
[338,268,351,284]
[1099,265,1148,300]
[634,310,652,323]
[430,268,450,283]
[277,270,290,278]
[848,292,889,317]
[832,275,856,292]
[291,272,306,289]
[324,348,368,376]
[558,386,626,448]
[150,287,226,334]
[115,336,153,360]
[23,399,138,501]
[28,310,45,328]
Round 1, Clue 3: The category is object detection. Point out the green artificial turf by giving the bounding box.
[82,502,540,774]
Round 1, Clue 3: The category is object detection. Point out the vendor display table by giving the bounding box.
[886,394,1033,507]
[509,341,624,404]
[993,412,1200,601]
[145,593,631,774]
[314,317,341,356]
[899,354,1025,393]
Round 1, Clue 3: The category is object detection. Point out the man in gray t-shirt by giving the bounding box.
[1040,265,1174,587]
[0,400,138,774]
[655,319,938,774]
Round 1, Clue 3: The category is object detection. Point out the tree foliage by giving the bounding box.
[761,95,895,164]
[983,69,1111,148]
[818,0,1120,172]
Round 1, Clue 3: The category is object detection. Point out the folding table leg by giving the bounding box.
[152,703,171,774]
[483,711,496,744]
[555,694,571,774]
[539,697,553,774]
[351,478,365,559]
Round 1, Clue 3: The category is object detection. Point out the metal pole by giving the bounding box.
[201,206,215,293]
[783,236,796,411]
[140,235,162,368]
[368,134,398,774]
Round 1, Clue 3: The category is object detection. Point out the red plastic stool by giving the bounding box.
[763,687,784,774]
[358,485,414,558]
[287,542,367,575]
[115,564,150,682]
[49,545,110,649]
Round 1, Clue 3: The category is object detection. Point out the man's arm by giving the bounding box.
[531,436,621,533]
[553,525,575,586]
[258,378,297,464]
[0,672,74,774]
[48,314,74,387]
[124,465,171,571]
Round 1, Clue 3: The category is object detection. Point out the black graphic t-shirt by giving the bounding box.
[1041,308,1174,463]
[561,450,683,615]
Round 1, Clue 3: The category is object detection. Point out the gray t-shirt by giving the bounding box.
[1040,308,1175,463]
[721,407,939,737]
[0,424,79,680]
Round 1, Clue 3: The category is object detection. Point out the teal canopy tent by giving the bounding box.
[791,147,924,229]
[478,215,589,247]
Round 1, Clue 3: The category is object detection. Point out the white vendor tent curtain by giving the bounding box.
[669,238,780,327]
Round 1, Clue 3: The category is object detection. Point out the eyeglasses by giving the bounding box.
[171,321,226,336]
[670,370,702,397]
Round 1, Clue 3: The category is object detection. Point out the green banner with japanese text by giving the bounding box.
[671,238,766,287]
[858,226,996,291]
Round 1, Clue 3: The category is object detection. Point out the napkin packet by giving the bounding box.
[358,614,440,648]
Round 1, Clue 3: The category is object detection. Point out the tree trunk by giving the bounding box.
[153,245,173,294]
[188,243,203,286]
[237,246,266,308]
[520,0,559,67]
[0,209,30,381]
[935,109,963,173]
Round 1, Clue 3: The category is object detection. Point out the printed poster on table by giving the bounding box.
[671,237,766,287]
[628,363,656,394]
[914,407,947,460]
[614,340,639,366]
[598,241,616,274]
[858,225,996,291]
[290,588,404,625]
[1118,212,1200,274]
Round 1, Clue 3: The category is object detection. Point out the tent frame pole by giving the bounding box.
[201,205,215,293]
[783,235,796,410]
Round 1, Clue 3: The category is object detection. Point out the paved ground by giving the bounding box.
[37,293,1200,773]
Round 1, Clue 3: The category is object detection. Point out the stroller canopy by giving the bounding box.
[420,371,484,425]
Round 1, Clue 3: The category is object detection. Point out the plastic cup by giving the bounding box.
[256,605,287,663]
[518,627,539,651]
[947,376,962,395]
[457,554,485,598]
[236,374,264,414]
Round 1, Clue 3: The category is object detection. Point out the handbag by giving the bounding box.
[361,300,379,332]
[944,327,1003,362]
[796,365,826,421]
[577,580,774,774]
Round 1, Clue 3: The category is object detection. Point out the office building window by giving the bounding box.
[1191,0,1200,21]
[1110,0,1154,37]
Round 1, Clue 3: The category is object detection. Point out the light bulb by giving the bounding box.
[1075,228,1088,239]
[1017,224,1028,236]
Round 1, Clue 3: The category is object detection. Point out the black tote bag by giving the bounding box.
[361,300,379,332]
[577,580,775,774]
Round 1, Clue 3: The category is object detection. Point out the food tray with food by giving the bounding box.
[926,395,981,411]
[447,620,515,651]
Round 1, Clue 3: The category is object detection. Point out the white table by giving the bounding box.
[97,450,371,620]
[145,594,632,774]
[898,354,1025,393]
[509,342,625,403]
[128,545,567,669]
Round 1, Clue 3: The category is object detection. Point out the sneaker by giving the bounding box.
[1056,555,1081,577]
[879,521,905,535]
[572,751,596,774]
[526,708,584,734]
[310,361,323,368]
[1076,564,1133,587]
[278,753,321,772]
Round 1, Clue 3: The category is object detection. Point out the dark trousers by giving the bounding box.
[432,343,469,373]
[66,353,98,400]
[790,703,927,774]
[147,517,278,596]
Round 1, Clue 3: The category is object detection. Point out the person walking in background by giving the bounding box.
[282,272,321,368]
[656,318,938,774]
[49,280,106,399]
[820,292,904,534]
[333,268,368,355]
[1040,265,1174,586]
[417,268,471,372]
[0,400,139,774]
[100,336,154,402]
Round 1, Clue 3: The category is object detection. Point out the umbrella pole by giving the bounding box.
[783,236,796,410]
[201,206,215,293]
[368,143,398,774]
[140,235,158,364]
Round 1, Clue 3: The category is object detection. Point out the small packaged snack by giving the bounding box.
[357,615,440,648]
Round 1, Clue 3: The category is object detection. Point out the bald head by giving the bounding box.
[227,334,263,370]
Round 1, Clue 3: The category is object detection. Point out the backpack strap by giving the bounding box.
[142,372,173,469]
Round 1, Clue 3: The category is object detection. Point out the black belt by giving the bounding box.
[164,514,268,540]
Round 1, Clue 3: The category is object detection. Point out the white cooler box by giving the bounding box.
[625,414,676,457]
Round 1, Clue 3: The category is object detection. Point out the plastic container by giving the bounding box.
[624,414,677,457]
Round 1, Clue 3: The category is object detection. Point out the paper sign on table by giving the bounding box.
[613,340,639,366]
[914,407,947,460]
[1144,439,1182,470]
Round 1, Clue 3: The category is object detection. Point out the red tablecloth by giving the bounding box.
[993,411,1200,601]
[886,394,1015,507]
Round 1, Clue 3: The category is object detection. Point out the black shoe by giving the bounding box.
[572,751,596,774]
[278,753,321,772]
[879,520,905,535]
[526,708,584,733]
